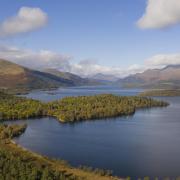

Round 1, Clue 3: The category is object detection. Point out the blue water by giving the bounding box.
[7,86,180,179]
[22,85,143,102]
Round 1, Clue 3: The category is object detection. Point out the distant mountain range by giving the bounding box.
[90,73,119,82]
[117,65,180,89]
[2,58,180,92]
[44,69,100,86]
[0,59,99,93]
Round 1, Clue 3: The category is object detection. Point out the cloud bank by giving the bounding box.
[1,45,180,78]
[0,45,144,77]
[137,0,180,29]
[145,53,180,68]
[0,45,71,71]
[0,7,48,37]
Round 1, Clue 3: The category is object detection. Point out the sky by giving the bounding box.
[0,0,180,77]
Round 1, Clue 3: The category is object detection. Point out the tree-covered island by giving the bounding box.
[0,91,169,122]
[47,94,169,122]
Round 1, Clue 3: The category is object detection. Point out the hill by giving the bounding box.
[117,65,180,89]
[44,68,101,86]
[0,59,77,93]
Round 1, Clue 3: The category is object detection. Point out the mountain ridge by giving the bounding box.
[43,68,101,86]
[0,59,98,93]
[117,64,180,89]
[90,73,119,82]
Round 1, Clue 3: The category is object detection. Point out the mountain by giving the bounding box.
[90,73,119,82]
[118,65,180,89]
[44,68,100,86]
[0,59,80,93]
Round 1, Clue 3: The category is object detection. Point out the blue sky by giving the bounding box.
[0,0,180,76]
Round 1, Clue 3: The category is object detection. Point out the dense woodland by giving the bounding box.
[0,92,169,122]
[0,91,44,120]
[47,94,169,122]
[0,124,118,180]
[139,90,180,97]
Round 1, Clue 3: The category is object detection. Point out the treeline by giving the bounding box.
[0,124,27,140]
[0,148,71,180]
[0,124,119,180]
[139,90,180,97]
[0,91,45,120]
[47,94,169,122]
[0,92,169,122]
[78,165,113,176]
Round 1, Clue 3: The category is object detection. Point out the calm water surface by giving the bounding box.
[22,86,142,102]
[7,86,180,179]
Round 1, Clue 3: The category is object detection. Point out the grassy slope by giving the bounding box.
[0,59,25,75]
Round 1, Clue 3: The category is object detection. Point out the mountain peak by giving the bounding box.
[0,59,25,75]
[118,64,180,89]
[0,59,81,92]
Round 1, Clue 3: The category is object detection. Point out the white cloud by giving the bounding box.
[145,53,180,68]
[71,59,116,76]
[0,7,48,37]
[137,0,180,29]
[0,45,144,78]
[70,60,144,78]
[0,45,71,71]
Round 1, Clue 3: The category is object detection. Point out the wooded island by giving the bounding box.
[47,94,169,122]
[0,92,169,122]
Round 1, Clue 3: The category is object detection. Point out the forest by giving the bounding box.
[139,90,180,97]
[0,91,45,120]
[0,124,119,180]
[0,92,169,122]
[47,94,169,122]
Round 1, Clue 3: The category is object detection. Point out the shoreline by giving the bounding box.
[9,139,122,180]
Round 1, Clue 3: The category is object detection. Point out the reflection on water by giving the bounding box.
[7,86,180,179]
